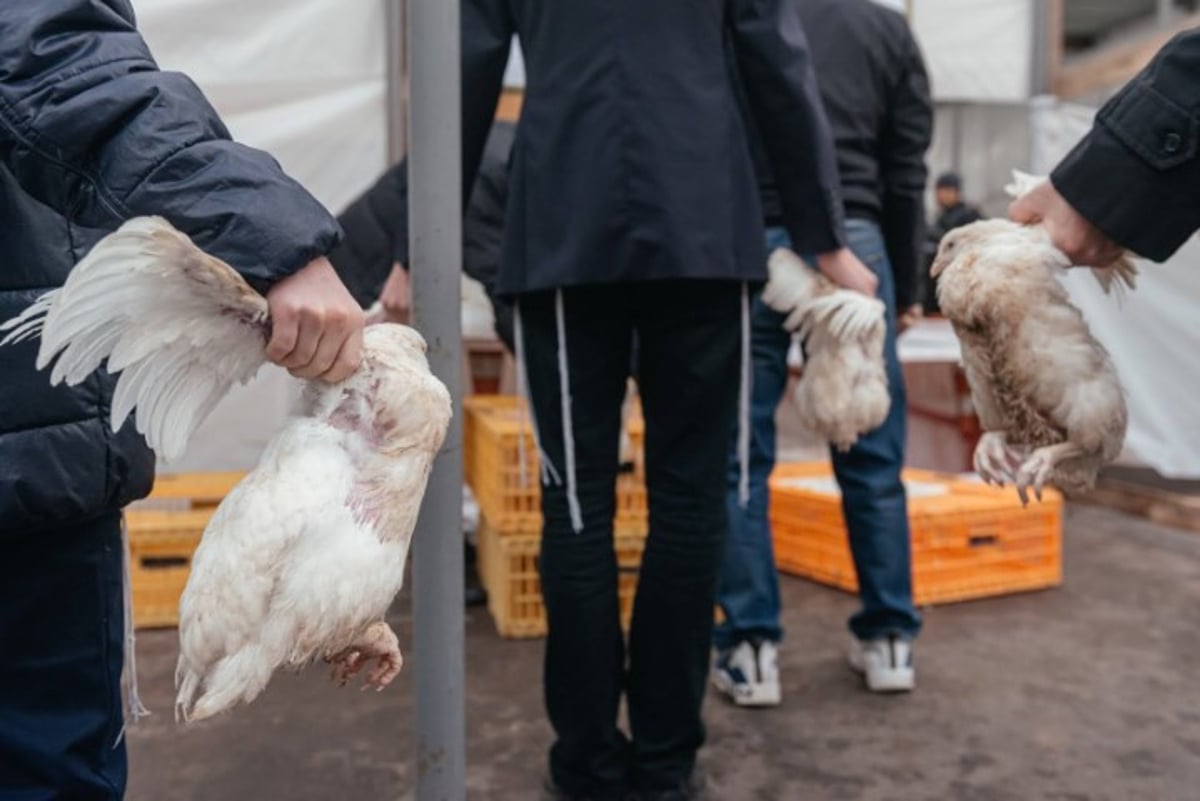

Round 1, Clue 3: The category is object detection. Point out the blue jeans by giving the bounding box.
[714,220,921,649]
[0,513,127,800]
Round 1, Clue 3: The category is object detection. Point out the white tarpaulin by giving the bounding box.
[134,0,390,472]
[911,0,1033,103]
[1030,98,1200,478]
[135,1,501,472]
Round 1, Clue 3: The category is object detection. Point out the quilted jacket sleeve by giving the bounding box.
[0,0,341,291]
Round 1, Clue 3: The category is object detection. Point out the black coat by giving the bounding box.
[792,0,932,309]
[461,0,847,295]
[329,122,516,349]
[1053,28,1200,261]
[0,1,341,536]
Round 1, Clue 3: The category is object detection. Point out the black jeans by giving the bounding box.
[0,513,127,800]
[519,280,743,796]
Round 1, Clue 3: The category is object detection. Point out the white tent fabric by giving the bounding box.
[136,0,390,472]
[1030,98,1200,478]
[910,0,1033,103]
[136,1,499,472]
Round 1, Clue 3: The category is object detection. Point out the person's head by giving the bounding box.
[935,172,963,210]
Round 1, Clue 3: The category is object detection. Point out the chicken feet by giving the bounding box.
[1014,442,1087,506]
[327,621,403,691]
[973,432,1023,487]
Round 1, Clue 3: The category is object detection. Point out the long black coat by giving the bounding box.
[1053,28,1200,261]
[0,1,340,536]
[461,0,847,295]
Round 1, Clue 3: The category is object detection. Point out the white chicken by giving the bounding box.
[930,199,1132,504]
[0,217,451,721]
[761,247,889,451]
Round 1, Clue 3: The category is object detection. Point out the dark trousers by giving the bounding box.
[0,513,127,800]
[519,281,742,796]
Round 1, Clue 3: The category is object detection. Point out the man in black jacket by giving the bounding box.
[0,4,363,798]
[460,1,876,799]
[714,0,932,707]
[1011,29,1200,267]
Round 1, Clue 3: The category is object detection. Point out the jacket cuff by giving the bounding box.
[1051,123,1192,263]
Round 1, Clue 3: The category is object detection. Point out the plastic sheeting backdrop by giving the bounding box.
[137,0,498,472]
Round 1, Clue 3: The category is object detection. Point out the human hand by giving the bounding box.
[898,304,923,334]
[816,248,879,296]
[379,262,411,323]
[265,256,365,383]
[1009,180,1124,267]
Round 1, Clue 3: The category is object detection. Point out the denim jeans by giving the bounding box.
[0,513,127,800]
[714,219,921,649]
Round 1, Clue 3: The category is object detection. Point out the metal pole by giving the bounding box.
[408,0,465,794]
[1158,0,1172,29]
[1029,0,1052,97]
[384,0,408,163]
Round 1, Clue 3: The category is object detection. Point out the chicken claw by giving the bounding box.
[1014,442,1086,506]
[328,621,403,692]
[973,432,1020,487]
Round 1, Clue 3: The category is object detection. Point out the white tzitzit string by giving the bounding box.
[513,299,562,488]
[737,282,752,507]
[555,289,584,533]
[115,515,150,748]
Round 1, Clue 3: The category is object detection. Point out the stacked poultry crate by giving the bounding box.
[466,392,648,637]
[124,471,245,628]
[769,462,1063,605]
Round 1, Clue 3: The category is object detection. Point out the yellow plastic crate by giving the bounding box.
[464,395,646,535]
[125,471,248,628]
[769,463,1063,606]
[125,508,213,628]
[476,517,645,638]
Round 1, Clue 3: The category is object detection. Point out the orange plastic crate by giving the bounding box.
[769,463,1062,605]
[125,508,214,628]
[464,395,646,535]
[476,517,645,638]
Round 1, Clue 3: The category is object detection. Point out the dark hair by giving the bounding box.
[935,172,962,190]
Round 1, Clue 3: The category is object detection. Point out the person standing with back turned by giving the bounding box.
[460,1,877,799]
[714,0,933,707]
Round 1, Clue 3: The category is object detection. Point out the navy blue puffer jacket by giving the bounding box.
[0,1,341,537]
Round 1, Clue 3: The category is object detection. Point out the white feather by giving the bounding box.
[761,247,890,449]
[1,216,270,462]
[4,217,453,723]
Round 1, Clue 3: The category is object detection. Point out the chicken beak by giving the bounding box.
[930,254,948,278]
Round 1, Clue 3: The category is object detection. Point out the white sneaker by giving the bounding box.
[712,638,782,707]
[848,635,915,693]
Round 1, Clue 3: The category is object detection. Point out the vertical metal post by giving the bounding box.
[408,0,465,795]
[1029,0,1053,97]
[384,0,408,163]
[1157,0,1173,28]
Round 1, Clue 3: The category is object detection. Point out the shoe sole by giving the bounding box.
[711,671,782,708]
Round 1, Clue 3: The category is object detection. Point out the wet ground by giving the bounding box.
[127,505,1200,800]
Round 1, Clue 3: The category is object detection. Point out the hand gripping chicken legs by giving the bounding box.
[1,217,451,721]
